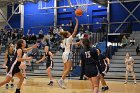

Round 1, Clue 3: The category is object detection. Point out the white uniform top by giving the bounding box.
[76,33,84,39]
[22,53,27,64]
[60,42,65,48]
[125,57,134,65]
[63,35,73,52]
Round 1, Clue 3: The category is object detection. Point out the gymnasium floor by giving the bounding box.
[0,76,139,93]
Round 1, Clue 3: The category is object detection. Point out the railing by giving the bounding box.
[105,32,131,59]
[72,45,81,69]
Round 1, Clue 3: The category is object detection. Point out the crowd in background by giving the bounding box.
[0,23,138,92]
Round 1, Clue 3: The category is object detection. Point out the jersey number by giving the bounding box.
[85,51,91,58]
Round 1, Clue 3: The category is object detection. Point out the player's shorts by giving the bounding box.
[46,61,54,69]
[126,65,134,72]
[62,52,73,63]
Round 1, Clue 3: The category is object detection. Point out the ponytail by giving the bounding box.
[82,38,91,51]
[59,31,68,38]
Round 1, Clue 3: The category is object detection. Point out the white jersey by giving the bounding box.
[125,57,134,65]
[22,53,28,64]
[63,35,73,52]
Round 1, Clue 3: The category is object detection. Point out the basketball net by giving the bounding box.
[38,0,54,10]
[76,0,89,13]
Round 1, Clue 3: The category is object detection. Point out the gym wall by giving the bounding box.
[7,0,140,34]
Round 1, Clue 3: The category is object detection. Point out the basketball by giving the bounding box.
[75,8,83,16]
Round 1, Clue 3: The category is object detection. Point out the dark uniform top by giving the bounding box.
[6,51,15,67]
[98,54,109,76]
[7,48,24,77]
[80,48,101,77]
[44,52,53,69]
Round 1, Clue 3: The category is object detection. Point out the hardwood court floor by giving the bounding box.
[0,76,139,93]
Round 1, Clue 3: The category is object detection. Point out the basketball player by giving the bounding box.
[36,46,54,86]
[3,42,15,89]
[80,39,101,93]
[57,17,78,89]
[0,39,35,93]
[124,52,136,84]
[19,43,37,80]
[97,48,110,91]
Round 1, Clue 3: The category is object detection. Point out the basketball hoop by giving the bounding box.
[75,0,89,13]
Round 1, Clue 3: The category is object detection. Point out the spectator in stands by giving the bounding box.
[27,29,31,36]
[22,35,27,42]
[17,29,23,39]
[124,52,136,84]
[58,40,65,52]
[39,29,44,39]
[136,44,140,55]
[121,35,128,48]
[11,31,16,41]
[0,29,3,38]
[85,25,90,33]
[69,19,74,34]
[59,26,64,32]
[129,38,135,46]
[75,40,86,80]
[48,27,53,35]
[53,27,58,35]
[79,24,85,33]
[26,34,30,44]
[7,30,11,40]
[2,32,8,50]
[31,33,37,44]
[79,59,87,80]
[42,37,50,48]
[76,31,84,40]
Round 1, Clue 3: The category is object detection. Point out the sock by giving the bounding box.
[16,88,20,91]
[15,88,20,93]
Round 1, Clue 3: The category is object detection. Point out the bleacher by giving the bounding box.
[106,31,140,79]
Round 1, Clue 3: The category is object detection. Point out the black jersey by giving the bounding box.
[7,48,24,77]
[98,54,109,76]
[80,48,99,65]
[6,51,15,66]
[80,48,101,77]
[98,54,108,67]
[11,49,24,67]
[44,52,53,69]
[44,52,52,63]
